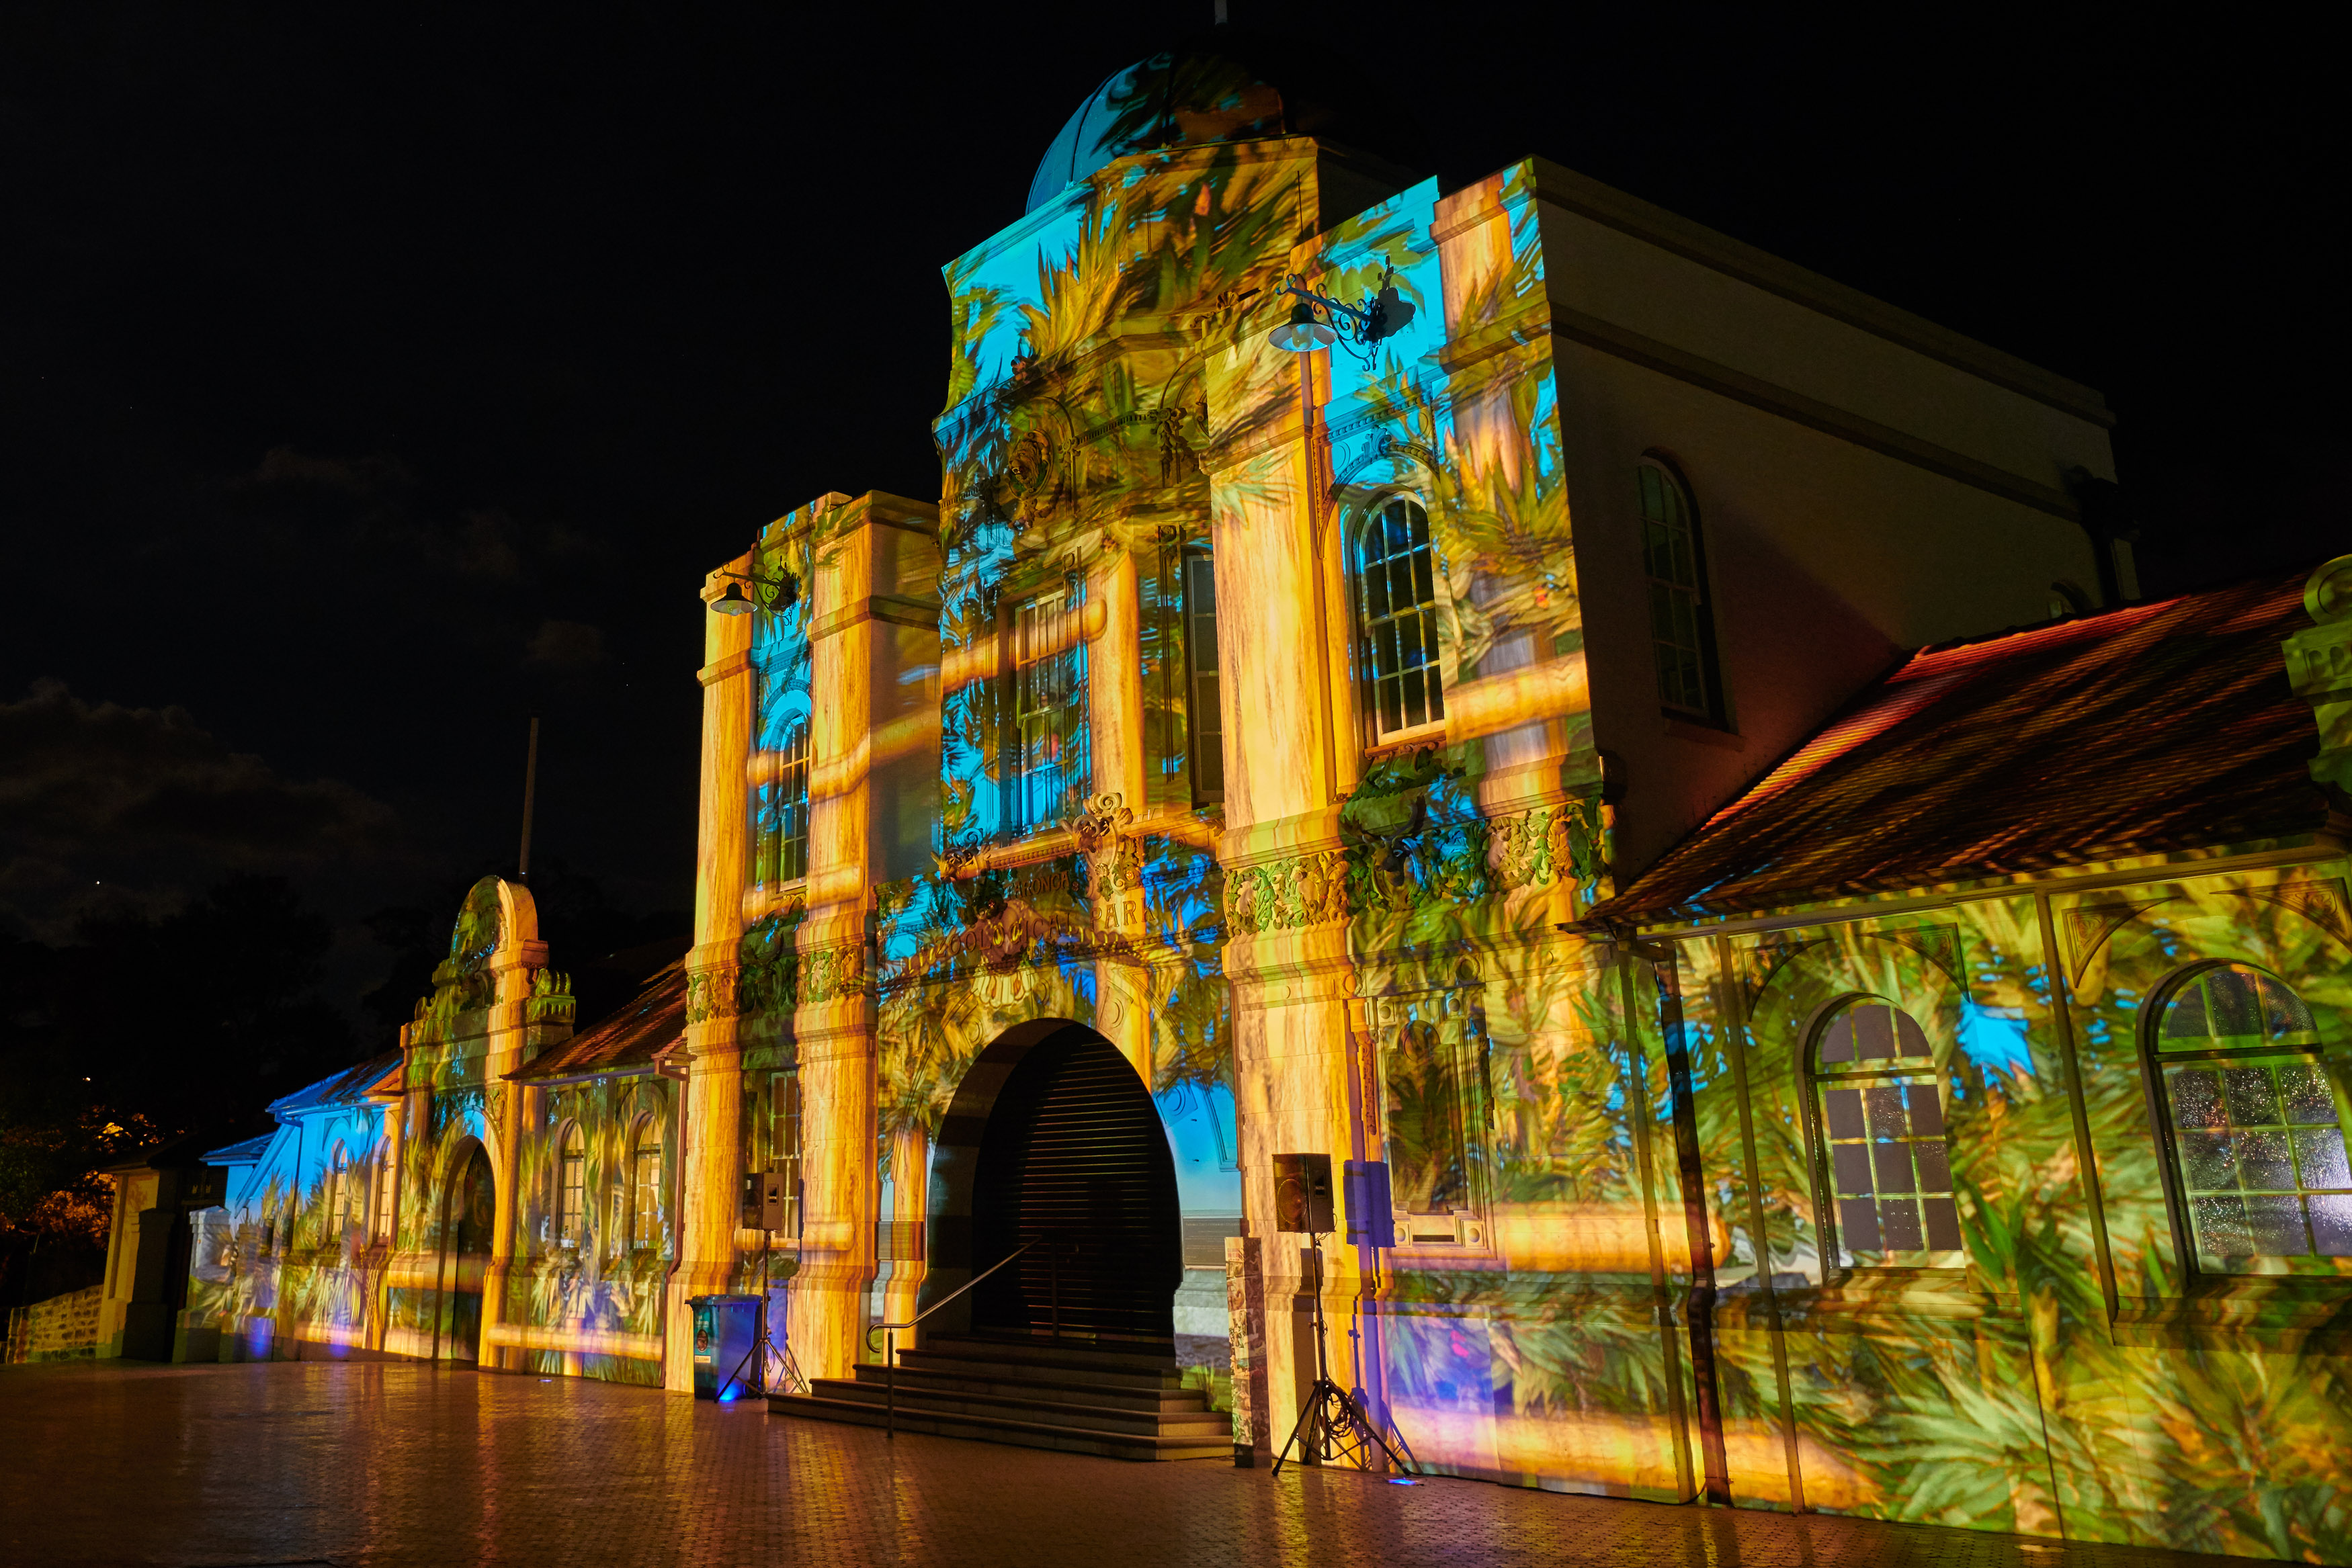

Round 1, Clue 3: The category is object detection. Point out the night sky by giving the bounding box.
[2,2,2341,1031]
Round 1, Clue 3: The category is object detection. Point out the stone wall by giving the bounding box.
[5,1284,103,1363]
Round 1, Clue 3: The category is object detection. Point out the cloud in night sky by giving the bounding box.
[527,619,607,669]
[0,680,399,939]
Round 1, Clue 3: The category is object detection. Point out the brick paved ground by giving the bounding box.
[0,1360,2261,1568]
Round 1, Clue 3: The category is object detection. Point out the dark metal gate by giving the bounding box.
[970,1027,1182,1348]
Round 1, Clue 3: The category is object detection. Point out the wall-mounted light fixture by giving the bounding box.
[1267,262,1415,364]
[707,570,798,617]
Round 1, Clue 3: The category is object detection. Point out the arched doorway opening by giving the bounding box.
[432,1140,495,1364]
[925,1022,1183,1352]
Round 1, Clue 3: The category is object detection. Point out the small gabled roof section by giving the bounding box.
[1591,566,2330,926]
[509,959,687,1086]
[263,1051,405,1121]
[201,1132,275,1165]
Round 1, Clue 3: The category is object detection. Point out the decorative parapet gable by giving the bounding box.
[2283,554,2352,801]
[403,875,548,1049]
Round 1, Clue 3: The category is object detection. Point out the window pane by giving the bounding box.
[1824,1086,1865,1141]
[1872,1142,1915,1194]
[1878,1199,1924,1250]
[2310,1194,2352,1256]
[2224,1067,2281,1127]
[1396,614,1425,671]
[2168,1069,2226,1129]
[2210,969,2261,1039]
[1401,669,1427,730]
[1894,1010,1931,1058]
[1818,1016,1854,1064]
[2279,1063,2337,1125]
[1643,523,1673,582]
[1412,549,1434,606]
[1855,1007,1895,1060]
[1838,1198,1881,1252]
[1907,1083,1945,1137]
[1425,670,1445,722]
[2259,973,2319,1037]
[1913,1140,1952,1194]
[1378,677,1403,734]
[2165,982,2211,1042]
[1923,1195,1963,1250]
[2244,1193,2308,1254]
[1863,1083,1906,1138]
[2180,1132,2235,1190]
[1833,1143,1876,1196]
[2295,1127,2352,1190]
[2193,1194,2251,1258]
[2238,1127,2296,1190]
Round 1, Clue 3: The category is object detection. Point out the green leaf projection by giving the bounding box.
[145,38,2352,1562]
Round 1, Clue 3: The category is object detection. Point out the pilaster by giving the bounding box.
[668,556,757,1393]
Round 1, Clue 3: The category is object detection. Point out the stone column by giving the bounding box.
[1204,343,1365,1456]
[478,878,544,1372]
[798,509,878,1379]
[1090,544,1154,1083]
[667,554,756,1393]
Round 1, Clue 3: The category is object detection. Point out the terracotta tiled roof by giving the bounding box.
[509,960,687,1084]
[1591,566,2331,925]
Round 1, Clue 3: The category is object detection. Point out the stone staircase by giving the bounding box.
[767,1333,1232,1461]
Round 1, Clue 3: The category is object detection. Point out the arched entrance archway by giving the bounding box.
[432,1139,495,1364]
[923,1021,1183,1351]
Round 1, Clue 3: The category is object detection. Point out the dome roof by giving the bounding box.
[1025,30,1424,215]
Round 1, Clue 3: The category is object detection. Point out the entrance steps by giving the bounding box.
[767,1333,1232,1461]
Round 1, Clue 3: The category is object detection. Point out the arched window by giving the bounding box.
[556,1124,587,1250]
[373,1148,397,1242]
[1812,998,1962,1265]
[1008,584,1089,831]
[1356,496,1445,740]
[329,1149,351,1245]
[1181,548,1223,806]
[2153,964,2348,1269]
[755,726,811,887]
[1638,460,1724,723]
[628,1118,664,1251]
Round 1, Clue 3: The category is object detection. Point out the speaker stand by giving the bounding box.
[1271,1232,1416,1478]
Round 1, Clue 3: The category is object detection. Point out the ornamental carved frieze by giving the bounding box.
[1487,801,1603,893]
[684,965,739,1025]
[801,942,870,1002]
[1226,851,1351,936]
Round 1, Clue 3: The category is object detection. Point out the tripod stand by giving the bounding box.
[723,1228,807,1398]
[1271,1231,1416,1478]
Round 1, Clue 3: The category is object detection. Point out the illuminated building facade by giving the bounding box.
[156,42,2352,1561]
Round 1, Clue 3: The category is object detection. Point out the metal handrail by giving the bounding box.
[864,1240,1037,1440]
